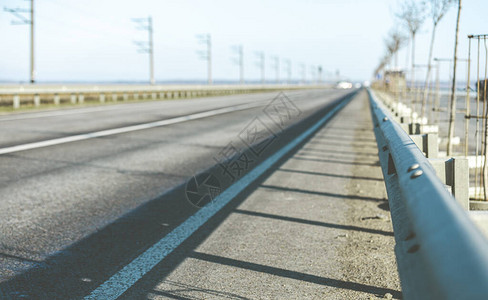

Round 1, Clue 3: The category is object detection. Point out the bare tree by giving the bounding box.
[375,53,391,77]
[396,0,425,91]
[446,1,461,156]
[421,0,455,119]
[385,30,407,69]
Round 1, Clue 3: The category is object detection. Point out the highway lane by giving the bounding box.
[0,90,318,147]
[0,88,354,298]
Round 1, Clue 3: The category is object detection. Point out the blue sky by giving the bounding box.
[0,0,486,83]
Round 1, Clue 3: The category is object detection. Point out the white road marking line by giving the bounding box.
[0,102,265,155]
[84,93,355,299]
[0,105,137,121]
[0,98,263,122]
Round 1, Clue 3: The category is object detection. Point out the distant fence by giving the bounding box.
[0,84,328,109]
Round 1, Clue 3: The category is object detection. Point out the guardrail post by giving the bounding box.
[419,124,439,134]
[70,93,77,104]
[399,115,410,124]
[99,93,105,103]
[429,157,469,209]
[13,94,20,109]
[410,133,439,158]
[408,123,421,134]
[78,93,84,104]
[111,93,117,102]
[133,93,139,100]
[123,93,129,101]
[447,158,469,210]
[151,92,157,100]
[54,93,60,105]
[34,94,40,107]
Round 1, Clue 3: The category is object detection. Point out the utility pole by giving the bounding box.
[272,56,279,84]
[5,0,35,83]
[318,65,323,84]
[232,45,244,84]
[283,59,291,84]
[197,34,212,84]
[310,65,316,84]
[132,16,154,85]
[255,52,265,84]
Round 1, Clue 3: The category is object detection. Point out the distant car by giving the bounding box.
[336,81,353,89]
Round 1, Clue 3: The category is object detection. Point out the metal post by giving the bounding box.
[231,45,244,84]
[132,16,154,85]
[272,56,279,84]
[465,38,472,156]
[239,45,244,84]
[5,1,35,83]
[148,16,154,85]
[207,34,212,85]
[434,60,440,124]
[30,0,34,83]
[255,52,265,84]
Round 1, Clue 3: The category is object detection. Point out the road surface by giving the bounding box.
[0,89,400,299]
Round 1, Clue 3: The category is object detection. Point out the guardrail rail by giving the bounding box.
[368,89,488,299]
[0,84,329,109]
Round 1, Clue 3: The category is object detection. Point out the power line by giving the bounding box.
[132,16,154,85]
[196,34,212,85]
[4,0,35,83]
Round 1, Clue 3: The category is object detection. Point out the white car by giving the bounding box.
[336,81,353,89]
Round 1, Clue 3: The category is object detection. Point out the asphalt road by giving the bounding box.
[0,88,366,298]
[117,91,401,300]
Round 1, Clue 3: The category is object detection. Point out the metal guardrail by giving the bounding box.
[368,89,488,299]
[0,84,329,109]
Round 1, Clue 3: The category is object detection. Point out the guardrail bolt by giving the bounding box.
[383,117,389,122]
[407,244,420,253]
[410,170,423,179]
[407,164,420,172]
[382,146,388,152]
[405,232,416,241]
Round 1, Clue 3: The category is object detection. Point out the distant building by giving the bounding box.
[383,70,406,92]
